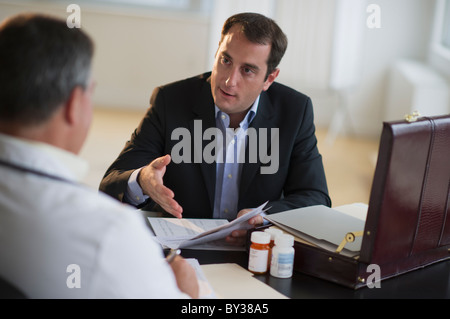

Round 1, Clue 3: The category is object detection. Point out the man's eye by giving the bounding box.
[243,67,254,75]
[221,57,231,64]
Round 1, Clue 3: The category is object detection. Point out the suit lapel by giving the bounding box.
[189,76,216,212]
[239,91,276,200]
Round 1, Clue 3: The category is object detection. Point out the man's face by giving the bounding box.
[211,25,279,116]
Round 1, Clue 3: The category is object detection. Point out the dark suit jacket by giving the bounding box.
[100,72,331,218]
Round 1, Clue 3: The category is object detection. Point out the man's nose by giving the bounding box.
[225,68,239,88]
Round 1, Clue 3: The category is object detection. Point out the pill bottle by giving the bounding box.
[264,228,283,270]
[248,231,271,275]
[270,234,295,278]
[264,228,283,249]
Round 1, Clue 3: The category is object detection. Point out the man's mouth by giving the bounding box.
[219,88,235,98]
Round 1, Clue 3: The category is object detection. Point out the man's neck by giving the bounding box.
[0,121,44,140]
[0,117,73,154]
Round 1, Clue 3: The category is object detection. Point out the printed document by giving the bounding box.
[148,202,268,250]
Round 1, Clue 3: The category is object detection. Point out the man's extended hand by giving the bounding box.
[138,155,183,218]
[225,208,264,245]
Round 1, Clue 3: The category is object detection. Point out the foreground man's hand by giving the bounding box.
[170,256,199,299]
[138,155,183,218]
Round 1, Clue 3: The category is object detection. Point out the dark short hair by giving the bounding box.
[220,12,288,79]
[0,14,94,125]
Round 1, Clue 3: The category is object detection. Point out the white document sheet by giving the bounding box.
[184,260,288,299]
[148,202,268,250]
[201,263,288,299]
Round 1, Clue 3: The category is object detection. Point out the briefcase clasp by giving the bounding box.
[336,231,364,254]
[404,111,421,123]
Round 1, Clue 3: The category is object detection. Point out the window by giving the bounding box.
[91,0,211,12]
[432,0,450,60]
[24,0,211,13]
[97,0,188,9]
[429,0,450,86]
[441,0,450,49]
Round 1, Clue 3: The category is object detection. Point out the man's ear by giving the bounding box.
[64,86,84,126]
[263,68,280,91]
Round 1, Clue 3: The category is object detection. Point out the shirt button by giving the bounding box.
[231,140,236,145]
[221,115,226,120]
[227,174,232,179]
[135,196,140,201]
[224,209,229,214]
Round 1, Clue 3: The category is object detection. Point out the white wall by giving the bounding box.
[0,0,443,138]
[207,0,441,138]
[0,0,210,110]
[343,0,438,137]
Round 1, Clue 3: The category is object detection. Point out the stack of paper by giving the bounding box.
[264,204,367,257]
[201,263,288,299]
[184,260,289,299]
[148,202,268,250]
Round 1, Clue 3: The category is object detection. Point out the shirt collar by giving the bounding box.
[36,142,89,182]
[0,133,89,182]
[215,95,260,130]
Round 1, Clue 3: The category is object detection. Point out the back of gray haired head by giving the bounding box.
[0,14,94,125]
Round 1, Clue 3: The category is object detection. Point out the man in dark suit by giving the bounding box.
[100,13,331,242]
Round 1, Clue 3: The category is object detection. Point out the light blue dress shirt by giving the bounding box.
[213,96,259,220]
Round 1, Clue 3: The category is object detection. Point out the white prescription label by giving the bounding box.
[248,248,269,273]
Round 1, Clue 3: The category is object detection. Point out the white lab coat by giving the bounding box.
[0,133,188,299]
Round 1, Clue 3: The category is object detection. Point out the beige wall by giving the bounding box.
[0,0,444,138]
[0,1,210,110]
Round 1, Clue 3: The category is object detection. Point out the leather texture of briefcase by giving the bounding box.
[289,115,450,289]
[360,115,450,284]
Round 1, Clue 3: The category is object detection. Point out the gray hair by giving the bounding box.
[0,14,94,125]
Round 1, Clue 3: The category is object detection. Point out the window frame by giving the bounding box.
[431,0,450,61]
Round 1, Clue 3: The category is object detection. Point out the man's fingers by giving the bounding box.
[225,230,247,245]
[161,200,183,219]
[248,215,264,226]
[152,184,183,218]
[140,156,183,218]
[150,154,171,170]
[224,210,264,245]
[155,183,175,199]
[230,229,247,238]
[154,196,182,218]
